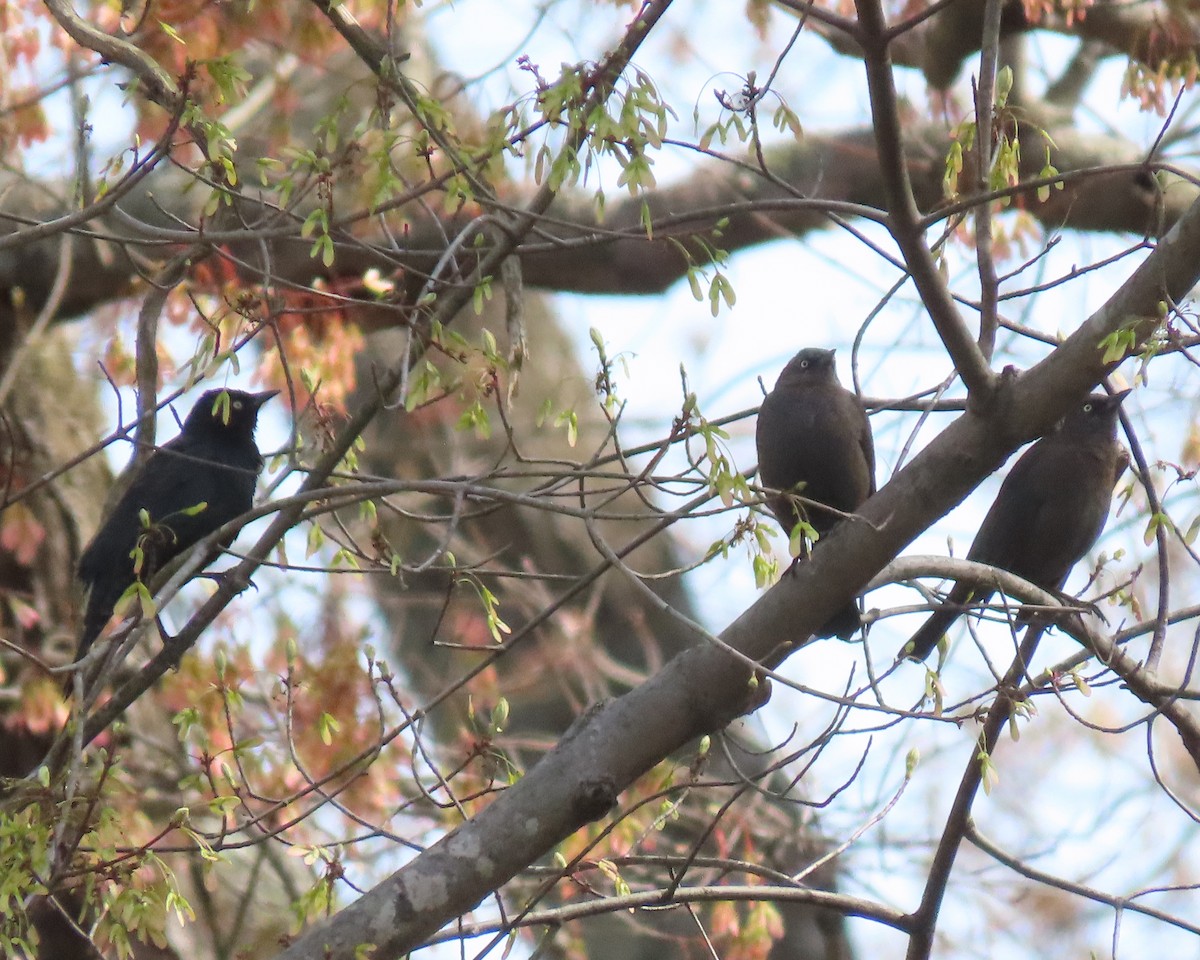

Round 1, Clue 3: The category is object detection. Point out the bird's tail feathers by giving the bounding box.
[73,581,127,664]
[901,582,994,662]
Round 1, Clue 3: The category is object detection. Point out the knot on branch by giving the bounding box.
[571,776,617,823]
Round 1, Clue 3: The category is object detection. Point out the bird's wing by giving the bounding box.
[78,442,227,582]
[78,449,173,582]
[969,440,1103,589]
[966,442,1050,570]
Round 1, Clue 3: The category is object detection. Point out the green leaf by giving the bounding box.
[208,795,240,817]
[708,273,736,317]
[552,408,578,447]
[159,20,186,44]
[306,523,325,558]
[1144,511,1172,545]
[788,523,806,559]
[943,140,963,197]
[317,711,340,746]
[752,553,776,589]
[978,744,999,794]
[995,65,1014,108]
[203,189,222,218]
[359,499,377,525]
[456,400,492,440]
[211,389,232,423]
[1183,513,1200,545]
[772,102,803,140]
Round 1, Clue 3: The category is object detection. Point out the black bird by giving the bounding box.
[903,391,1129,662]
[755,348,876,639]
[74,388,277,664]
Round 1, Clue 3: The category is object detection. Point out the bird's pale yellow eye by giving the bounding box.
[233,401,244,410]
[800,360,809,369]
[1083,402,1094,413]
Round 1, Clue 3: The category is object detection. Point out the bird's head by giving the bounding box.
[183,388,278,440]
[1058,390,1130,439]
[775,347,839,388]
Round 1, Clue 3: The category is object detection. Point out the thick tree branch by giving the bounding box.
[0,116,1189,325]
[811,0,1200,92]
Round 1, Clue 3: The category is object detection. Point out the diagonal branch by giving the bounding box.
[905,626,1046,960]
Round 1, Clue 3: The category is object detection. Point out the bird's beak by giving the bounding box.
[252,390,280,409]
[1112,388,1133,405]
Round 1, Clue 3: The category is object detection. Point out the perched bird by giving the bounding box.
[755,348,876,639]
[902,391,1130,662]
[74,388,277,664]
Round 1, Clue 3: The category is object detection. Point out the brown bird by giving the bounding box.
[902,391,1130,662]
[755,348,875,639]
